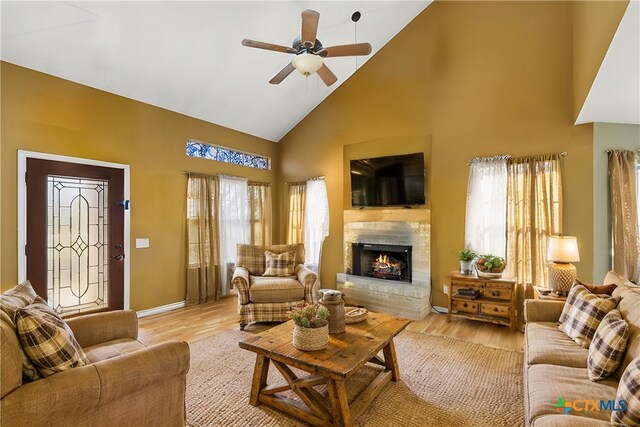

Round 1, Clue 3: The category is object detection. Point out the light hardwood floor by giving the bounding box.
[138,294,524,352]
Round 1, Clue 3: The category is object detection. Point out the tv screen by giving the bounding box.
[350,153,425,207]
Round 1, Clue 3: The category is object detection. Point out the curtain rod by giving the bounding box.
[181,171,244,180]
[466,152,567,166]
[286,176,325,185]
[183,171,272,186]
[467,154,511,166]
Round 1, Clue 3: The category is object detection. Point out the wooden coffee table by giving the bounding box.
[239,312,410,427]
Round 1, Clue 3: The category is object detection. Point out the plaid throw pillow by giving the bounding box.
[263,251,296,277]
[558,284,618,348]
[588,309,629,381]
[612,357,640,426]
[15,303,89,377]
[237,245,266,276]
[0,281,43,382]
[575,278,617,295]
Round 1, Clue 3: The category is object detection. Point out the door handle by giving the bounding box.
[112,254,125,261]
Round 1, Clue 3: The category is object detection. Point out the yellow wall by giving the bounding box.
[278,1,597,308]
[1,62,278,310]
[572,0,629,121]
[1,1,628,312]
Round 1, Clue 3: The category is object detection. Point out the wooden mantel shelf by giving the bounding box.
[344,208,430,224]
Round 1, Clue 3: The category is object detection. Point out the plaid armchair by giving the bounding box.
[233,244,318,330]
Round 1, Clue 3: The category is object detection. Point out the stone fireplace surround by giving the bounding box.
[337,209,431,320]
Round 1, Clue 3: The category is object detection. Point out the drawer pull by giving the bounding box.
[493,307,498,312]
[463,303,468,308]
[492,290,500,297]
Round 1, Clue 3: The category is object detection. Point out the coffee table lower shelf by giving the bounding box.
[250,353,395,427]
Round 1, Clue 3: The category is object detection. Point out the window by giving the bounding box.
[464,157,508,257]
[218,176,250,296]
[186,140,271,170]
[304,178,330,269]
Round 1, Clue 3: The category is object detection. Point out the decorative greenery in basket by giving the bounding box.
[475,254,506,276]
[288,304,331,351]
[288,304,330,328]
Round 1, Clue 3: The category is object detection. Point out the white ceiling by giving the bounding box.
[1,1,431,142]
[576,1,640,125]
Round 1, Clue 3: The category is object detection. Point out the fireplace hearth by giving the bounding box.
[352,243,412,283]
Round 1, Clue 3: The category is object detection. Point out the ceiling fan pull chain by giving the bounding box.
[354,18,359,70]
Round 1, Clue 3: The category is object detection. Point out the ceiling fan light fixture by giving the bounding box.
[292,53,323,76]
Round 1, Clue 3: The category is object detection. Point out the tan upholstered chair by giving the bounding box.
[233,243,318,330]
[1,283,190,426]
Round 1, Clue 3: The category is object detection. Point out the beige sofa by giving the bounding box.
[523,271,640,426]
[233,243,318,330]
[1,291,190,426]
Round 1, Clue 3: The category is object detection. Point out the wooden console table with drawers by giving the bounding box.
[446,271,517,331]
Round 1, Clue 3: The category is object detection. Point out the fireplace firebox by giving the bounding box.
[351,243,412,283]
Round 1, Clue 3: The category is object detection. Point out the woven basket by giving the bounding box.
[292,323,329,351]
[345,307,368,324]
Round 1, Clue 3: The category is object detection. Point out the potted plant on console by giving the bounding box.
[288,304,331,351]
[475,254,506,278]
[459,248,477,275]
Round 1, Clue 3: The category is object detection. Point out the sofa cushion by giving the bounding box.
[249,276,304,303]
[588,310,629,381]
[1,317,23,398]
[575,279,618,296]
[527,364,618,424]
[526,322,588,368]
[263,251,296,277]
[532,414,612,427]
[83,338,146,363]
[559,285,619,348]
[611,356,640,426]
[610,273,640,378]
[15,302,90,377]
[0,281,43,381]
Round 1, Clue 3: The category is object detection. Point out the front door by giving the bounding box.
[26,158,125,315]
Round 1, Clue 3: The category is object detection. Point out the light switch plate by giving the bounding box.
[135,238,149,249]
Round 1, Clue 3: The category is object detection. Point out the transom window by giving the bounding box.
[186,140,270,170]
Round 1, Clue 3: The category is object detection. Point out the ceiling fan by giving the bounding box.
[241,9,372,86]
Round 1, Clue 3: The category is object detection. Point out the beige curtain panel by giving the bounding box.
[608,150,639,283]
[186,173,221,304]
[286,182,306,244]
[507,154,563,300]
[248,182,273,246]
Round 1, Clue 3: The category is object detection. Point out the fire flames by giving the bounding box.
[371,254,402,277]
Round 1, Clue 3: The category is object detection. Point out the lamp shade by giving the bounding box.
[547,236,580,263]
[292,53,323,75]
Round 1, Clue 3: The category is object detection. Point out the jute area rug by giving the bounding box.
[186,329,524,427]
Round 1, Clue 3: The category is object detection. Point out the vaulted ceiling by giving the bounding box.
[1,1,431,142]
[3,1,637,140]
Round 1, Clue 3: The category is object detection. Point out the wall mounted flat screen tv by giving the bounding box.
[350,152,425,207]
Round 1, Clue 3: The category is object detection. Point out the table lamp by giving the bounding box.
[547,235,580,296]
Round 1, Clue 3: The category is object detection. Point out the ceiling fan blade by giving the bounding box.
[321,43,372,58]
[316,64,337,86]
[301,9,320,49]
[269,63,296,85]
[242,39,296,54]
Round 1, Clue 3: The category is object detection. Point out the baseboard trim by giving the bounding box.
[431,305,449,314]
[136,301,186,318]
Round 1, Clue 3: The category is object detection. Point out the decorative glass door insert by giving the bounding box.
[47,175,110,315]
[27,157,125,314]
